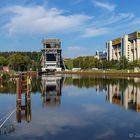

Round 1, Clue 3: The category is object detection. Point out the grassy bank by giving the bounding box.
[57,70,140,78]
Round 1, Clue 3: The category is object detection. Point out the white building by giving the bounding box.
[106,31,140,62]
[95,50,107,60]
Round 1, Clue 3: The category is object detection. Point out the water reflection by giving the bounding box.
[65,76,140,112]
[16,96,31,123]
[106,80,140,112]
[2,75,140,139]
[40,74,64,107]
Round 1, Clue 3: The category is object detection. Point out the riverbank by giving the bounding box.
[57,70,140,78]
[1,70,140,78]
[0,71,38,79]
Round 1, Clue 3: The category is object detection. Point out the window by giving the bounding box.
[46,43,56,48]
[46,54,56,61]
[46,85,56,92]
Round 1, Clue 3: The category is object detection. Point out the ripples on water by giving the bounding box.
[0,74,140,140]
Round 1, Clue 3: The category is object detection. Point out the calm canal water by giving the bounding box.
[0,74,140,140]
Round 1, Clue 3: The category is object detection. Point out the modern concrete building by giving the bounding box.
[106,31,140,62]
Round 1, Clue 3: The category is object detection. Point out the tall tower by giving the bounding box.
[40,39,65,73]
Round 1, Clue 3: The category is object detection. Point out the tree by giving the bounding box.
[0,56,7,66]
[8,54,32,71]
[84,56,90,69]
[73,59,79,68]
[64,59,73,70]
[118,56,128,69]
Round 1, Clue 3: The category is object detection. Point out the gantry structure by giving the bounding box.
[40,39,65,73]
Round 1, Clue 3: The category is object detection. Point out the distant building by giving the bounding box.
[95,50,107,61]
[106,31,140,61]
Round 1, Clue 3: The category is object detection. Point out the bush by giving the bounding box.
[2,73,10,81]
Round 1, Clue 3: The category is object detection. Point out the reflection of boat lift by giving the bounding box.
[40,74,65,107]
[16,72,31,123]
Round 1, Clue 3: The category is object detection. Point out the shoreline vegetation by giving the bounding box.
[0,52,140,78]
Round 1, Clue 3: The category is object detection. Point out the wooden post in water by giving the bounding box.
[16,77,21,102]
[16,72,31,123]
[16,75,22,123]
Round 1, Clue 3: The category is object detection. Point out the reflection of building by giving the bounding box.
[106,31,140,61]
[106,83,140,112]
[40,39,65,73]
[40,75,64,107]
[95,84,107,93]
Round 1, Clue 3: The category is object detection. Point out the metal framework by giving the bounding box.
[40,75,64,107]
[40,39,65,73]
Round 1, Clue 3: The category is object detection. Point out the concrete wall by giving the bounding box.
[106,41,112,61]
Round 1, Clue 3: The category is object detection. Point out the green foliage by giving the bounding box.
[73,56,100,69]
[64,59,73,70]
[65,76,133,89]
[2,73,10,81]
[118,56,128,69]
[0,56,7,66]
[0,52,41,71]
[1,51,140,71]
[8,54,32,71]
[71,55,140,70]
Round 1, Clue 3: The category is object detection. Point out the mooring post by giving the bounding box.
[16,72,31,123]
[16,75,21,102]
[25,98,31,123]
[16,73,22,123]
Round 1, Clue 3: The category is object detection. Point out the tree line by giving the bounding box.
[64,76,136,89]
[64,56,140,70]
[0,52,41,71]
[1,52,140,71]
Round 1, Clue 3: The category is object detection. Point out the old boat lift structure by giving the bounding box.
[40,39,65,73]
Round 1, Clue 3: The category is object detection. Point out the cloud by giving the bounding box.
[81,27,109,38]
[96,129,116,139]
[67,46,86,51]
[12,111,91,138]
[92,0,116,11]
[82,104,106,112]
[2,5,91,35]
[64,46,89,58]
[92,13,134,28]
[0,2,137,42]
[80,12,134,38]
